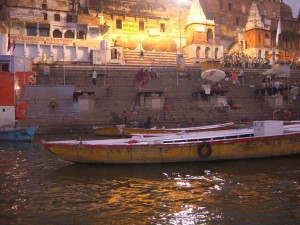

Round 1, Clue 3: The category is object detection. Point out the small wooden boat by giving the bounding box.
[41,121,300,164]
[93,125,125,137]
[123,122,235,137]
[0,126,38,141]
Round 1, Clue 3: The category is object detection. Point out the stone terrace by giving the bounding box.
[18,51,300,133]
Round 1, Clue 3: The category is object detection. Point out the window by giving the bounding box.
[66,15,73,22]
[26,24,37,36]
[42,3,47,9]
[139,21,144,31]
[160,23,165,32]
[54,14,60,21]
[207,13,214,20]
[265,34,270,47]
[242,5,246,13]
[43,13,47,21]
[77,31,86,39]
[220,15,225,24]
[228,3,232,11]
[116,19,122,29]
[39,26,50,37]
[219,0,223,9]
[236,17,240,26]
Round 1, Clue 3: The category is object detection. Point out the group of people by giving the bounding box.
[221,52,270,69]
[273,108,292,121]
[261,76,288,96]
[260,76,299,104]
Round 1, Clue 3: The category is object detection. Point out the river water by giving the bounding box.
[0,133,300,225]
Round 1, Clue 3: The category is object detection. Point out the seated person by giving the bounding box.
[222,100,231,109]
[240,115,249,122]
[216,82,226,95]
[28,75,37,85]
[227,97,241,109]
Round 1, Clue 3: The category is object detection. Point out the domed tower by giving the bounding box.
[243,1,272,59]
[184,0,223,66]
[280,2,293,19]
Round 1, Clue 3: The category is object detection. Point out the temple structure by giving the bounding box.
[184,0,223,64]
[243,1,273,59]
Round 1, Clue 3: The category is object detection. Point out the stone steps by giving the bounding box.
[123,50,196,66]
[20,56,300,132]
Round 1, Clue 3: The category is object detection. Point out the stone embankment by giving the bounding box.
[18,62,300,133]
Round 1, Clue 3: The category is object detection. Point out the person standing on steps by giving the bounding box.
[231,69,240,85]
[140,50,144,58]
[92,69,97,85]
[49,98,58,112]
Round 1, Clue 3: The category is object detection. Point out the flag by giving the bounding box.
[276,19,281,47]
[7,29,11,52]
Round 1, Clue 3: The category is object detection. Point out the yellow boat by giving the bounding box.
[41,121,300,164]
[93,125,125,137]
[123,122,235,137]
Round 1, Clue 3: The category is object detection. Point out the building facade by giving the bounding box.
[0,0,298,71]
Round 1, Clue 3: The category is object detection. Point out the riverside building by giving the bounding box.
[0,0,299,71]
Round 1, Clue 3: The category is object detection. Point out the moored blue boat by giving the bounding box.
[0,126,38,141]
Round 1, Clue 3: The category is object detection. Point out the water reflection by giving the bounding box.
[0,141,33,151]
[0,135,300,225]
[45,163,227,224]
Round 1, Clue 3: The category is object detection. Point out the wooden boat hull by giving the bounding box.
[93,125,124,137]
[123,122,235,136]
[41,132,300,164]
[0,127,37,141]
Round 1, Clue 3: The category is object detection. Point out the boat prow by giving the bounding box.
[0,126,38,141]
[93,124,125,136]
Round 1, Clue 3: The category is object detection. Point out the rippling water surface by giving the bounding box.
[0,133,300,225]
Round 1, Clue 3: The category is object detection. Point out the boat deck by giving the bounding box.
[44,123,300,147]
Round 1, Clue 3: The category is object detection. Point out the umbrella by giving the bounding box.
[201,69,226,82]
[261,68,282,76]
[262,64,290,78]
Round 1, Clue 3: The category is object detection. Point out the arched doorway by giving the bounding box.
[205,47,210,58]
[53,29,62,38]
[214,48,219,59]
[64,30,74,38]
[207,29,213,43]
[196,46,201,59]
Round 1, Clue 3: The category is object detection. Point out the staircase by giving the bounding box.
[19,52,300,133]
[122,50,196,66]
